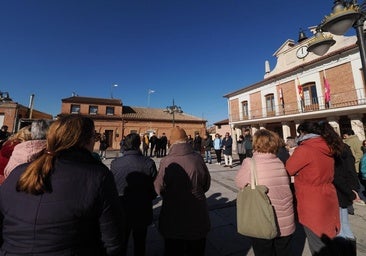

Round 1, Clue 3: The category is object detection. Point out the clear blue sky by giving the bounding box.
[0,1,349,126]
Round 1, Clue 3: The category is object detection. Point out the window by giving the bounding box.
[106,106,115,115]
[241,101,248,119]
[265,94,275,116]
[303,83,319,111]
[89,105,98,115]
[71,104,80,114]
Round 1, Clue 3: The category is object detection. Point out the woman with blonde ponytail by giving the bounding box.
[0,115,124,255]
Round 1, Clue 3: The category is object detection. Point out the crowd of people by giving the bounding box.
[0,116,364,255]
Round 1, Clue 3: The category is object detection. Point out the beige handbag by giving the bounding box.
[236,158,278,239]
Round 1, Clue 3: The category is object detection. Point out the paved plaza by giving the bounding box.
[103,151,366,256]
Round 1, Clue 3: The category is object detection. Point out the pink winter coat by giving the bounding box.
[235,152,295,237]
[286,136,340,238]
[4,140,46,178]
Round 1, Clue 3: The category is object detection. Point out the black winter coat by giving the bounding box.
[0,148,124,256]
[334,144,360,208]
[222,136,233,155]
[110,150,157,227]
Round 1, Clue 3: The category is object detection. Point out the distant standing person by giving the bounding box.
[222,132,233,168]
[202,133,213,164]
[99,133,108,160]
[154,126,211,256]
[160,133,168,157]
[155,136,162,158]
[142,133,149,157]
[110,133,157,256]
[362,139,366,154]
[213,133,222,165]
[236,134,246,164]
[187,135,194,148]
[342,128,366,205]
[149,133,157,157]
[119,135,126,156]
[193,132,202,154]
[244,128,253,158]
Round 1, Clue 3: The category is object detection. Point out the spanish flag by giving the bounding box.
[297,77,304,100]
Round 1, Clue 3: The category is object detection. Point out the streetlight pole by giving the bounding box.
[354,14,366,84]
[164,99,183,127]
[110,84,118,98]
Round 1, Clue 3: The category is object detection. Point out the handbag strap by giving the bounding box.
[250,158,258,189]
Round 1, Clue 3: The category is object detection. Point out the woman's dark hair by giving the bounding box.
[123,133,141,151]
[297,121,322,135]
[298,120,343,156]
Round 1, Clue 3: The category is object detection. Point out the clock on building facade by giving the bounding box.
[296,46,309,59]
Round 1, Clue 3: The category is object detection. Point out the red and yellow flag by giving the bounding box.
[297,77,303,100]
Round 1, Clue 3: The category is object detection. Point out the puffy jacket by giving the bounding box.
[0,148,124,256]
[4,140,46,178]
[236,152,295,237]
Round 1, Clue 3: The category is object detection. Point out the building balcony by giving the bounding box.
[230,88,366,123]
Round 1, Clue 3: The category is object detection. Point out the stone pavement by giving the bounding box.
[102,151,366,256]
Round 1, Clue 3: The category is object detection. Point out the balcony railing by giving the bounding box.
[231,88,366,122]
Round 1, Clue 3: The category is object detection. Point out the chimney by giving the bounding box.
[265,60,270,74]
[29,94,35,119]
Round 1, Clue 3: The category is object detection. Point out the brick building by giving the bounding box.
[213,119,230,137]
[224,30,366,143]
[0,93,53,132]
[59,96,207,150]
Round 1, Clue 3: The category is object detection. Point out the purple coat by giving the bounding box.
[236,152,295,237]
[154,142,211,240]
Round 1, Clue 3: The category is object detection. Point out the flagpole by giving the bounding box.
[147,89,155,107]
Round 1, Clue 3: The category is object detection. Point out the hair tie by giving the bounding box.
[45,151,55,156]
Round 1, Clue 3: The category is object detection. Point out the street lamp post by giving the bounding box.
[110,84,118,98]
[307,1,366,88]
[164,99,183,127]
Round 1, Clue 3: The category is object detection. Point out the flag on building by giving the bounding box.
[323,74,331,104]
[279,87,284,107]
[297,77,304,100]
[148,89,155,94]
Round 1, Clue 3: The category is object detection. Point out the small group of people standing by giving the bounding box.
[236,128,253,164]
[1,115,363,256]
[0,116,211,256]
[146,132,168,158]
[235,121,362,255]
[195,129,253,168]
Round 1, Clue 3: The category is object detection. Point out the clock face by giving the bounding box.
[296,46,308,59]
